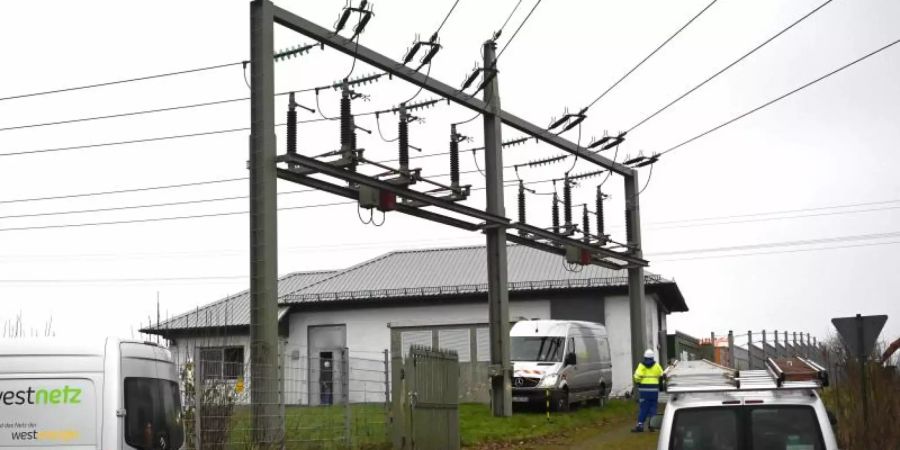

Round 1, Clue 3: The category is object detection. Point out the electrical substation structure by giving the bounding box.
[248,0,651,435]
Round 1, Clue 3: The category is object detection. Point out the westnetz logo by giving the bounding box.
[0,386,82,406]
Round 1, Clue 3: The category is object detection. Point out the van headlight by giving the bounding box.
[538,374,559,388]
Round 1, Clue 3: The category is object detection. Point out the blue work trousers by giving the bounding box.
[637,387,659,426]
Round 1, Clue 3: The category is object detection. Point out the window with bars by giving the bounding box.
[198,346,244,380]
[438,329,471,362]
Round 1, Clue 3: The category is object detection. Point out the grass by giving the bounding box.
[460,400,638,448]
[212,399,650,449]
[226,403,390,449]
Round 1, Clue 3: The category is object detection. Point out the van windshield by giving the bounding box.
[670,405,824,450]
[510,337,564,362]
[124,378,184,450]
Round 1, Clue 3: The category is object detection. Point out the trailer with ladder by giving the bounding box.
[652,357,838,450]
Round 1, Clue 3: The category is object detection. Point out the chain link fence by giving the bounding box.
[178,348,390,449]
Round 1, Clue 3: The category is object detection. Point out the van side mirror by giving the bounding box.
[564,353,577,366]
[648,414,663,431]
[827,409,838,429]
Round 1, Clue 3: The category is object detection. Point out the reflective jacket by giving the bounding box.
[633,362,664,389]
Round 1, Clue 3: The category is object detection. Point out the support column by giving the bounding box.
[625,173,648,373]
[482,40,512,417]
[249,0,282,446]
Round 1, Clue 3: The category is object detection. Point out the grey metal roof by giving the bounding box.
[282,245,684,310]
[146,245,687,336]
[147,270,335,332]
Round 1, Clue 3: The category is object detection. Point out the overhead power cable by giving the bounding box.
[0,62,244,103]
[584,0,719,111]
[496,0,542,60]
[628,0,834,133]
[494,0,523,40]
[659,37,900,156]
[0,108,390,158]
[0,177,246,205]
[655,239,900,262]
[652,230,900,256]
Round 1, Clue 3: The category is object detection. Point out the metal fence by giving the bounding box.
[179,349,391,449]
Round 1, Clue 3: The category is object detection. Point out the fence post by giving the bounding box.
[727,330,735,368]
[193,360,202,450]
[709,332,716,362]
[384,349,390,406]
[342,348,352,448]
[762,330,768,364]
[747,330,753,369]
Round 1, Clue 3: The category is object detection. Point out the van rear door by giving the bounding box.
[0,378,98,449]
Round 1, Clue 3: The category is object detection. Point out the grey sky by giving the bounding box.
[0,0,898,343]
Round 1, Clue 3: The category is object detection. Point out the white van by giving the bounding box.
[652,358,839,449]
[0,337,183,450]
[510,320,612,411]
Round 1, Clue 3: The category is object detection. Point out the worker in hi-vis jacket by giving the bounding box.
[632,349,664,432]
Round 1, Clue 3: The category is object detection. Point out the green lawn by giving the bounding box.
[207,399,641,449]
[460,400,636,447]
[226,404,390,449]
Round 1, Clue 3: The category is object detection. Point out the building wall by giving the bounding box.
[287,299,551,404]
[604,293,663,396]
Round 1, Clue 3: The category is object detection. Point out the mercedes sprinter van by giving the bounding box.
[510,320,613,411]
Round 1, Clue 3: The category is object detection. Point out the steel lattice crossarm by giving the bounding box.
[271,6,635,177]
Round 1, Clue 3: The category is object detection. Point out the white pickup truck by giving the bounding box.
[651,358,839,450]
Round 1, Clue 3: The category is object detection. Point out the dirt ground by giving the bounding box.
[465,414,660,450]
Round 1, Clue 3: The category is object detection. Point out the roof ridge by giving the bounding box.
[281,250,403,298]
[155,269,339,329]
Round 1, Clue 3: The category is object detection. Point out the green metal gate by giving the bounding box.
[392,346,459,449]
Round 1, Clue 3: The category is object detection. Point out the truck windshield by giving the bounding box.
[510,336,564,362]
[124,378,184,450]
[669,405,824,450]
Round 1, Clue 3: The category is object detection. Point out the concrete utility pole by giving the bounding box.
[481,40,512,417]
[625,174,648,373]
[727,330,735,368]
[249,0,282,445]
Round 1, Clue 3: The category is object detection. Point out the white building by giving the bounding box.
[144,245,687,403]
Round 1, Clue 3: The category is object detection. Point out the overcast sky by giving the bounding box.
[0,0,898,346]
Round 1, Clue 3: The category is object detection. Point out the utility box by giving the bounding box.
[359,185,397,211]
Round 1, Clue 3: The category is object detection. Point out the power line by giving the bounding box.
[495,0,524,39]
[0,200,352,233]
[584,0,719,111]
[435,0,463,36]
[496,0,543,60]
[648,198,900,225]
[0,86,323,133]
[659,37,900,156]
[0,61,244,103]
[0,177,246,204]
[627,0,834,133]
[646,204,900,230]
[655,239,900,262]
[0,109,394,158]
[652,230,900,256]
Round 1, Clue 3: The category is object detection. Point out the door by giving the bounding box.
[308,325,347,405]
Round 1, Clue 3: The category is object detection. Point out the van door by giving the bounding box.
[575,327,603,401]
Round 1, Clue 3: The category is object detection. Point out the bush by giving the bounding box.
[821,339,900,449]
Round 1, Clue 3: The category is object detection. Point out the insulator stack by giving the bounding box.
[398,109,410,172]
[583,205,590,243]
[518,181,526,235]
[449,125,460,188]
[286,94,297,156]
[348,116,358,173]
[552,192,560,234]
[625,208,634,243]
[340,91,353,150]
[596,186,605,237]
[563,177,572,228]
